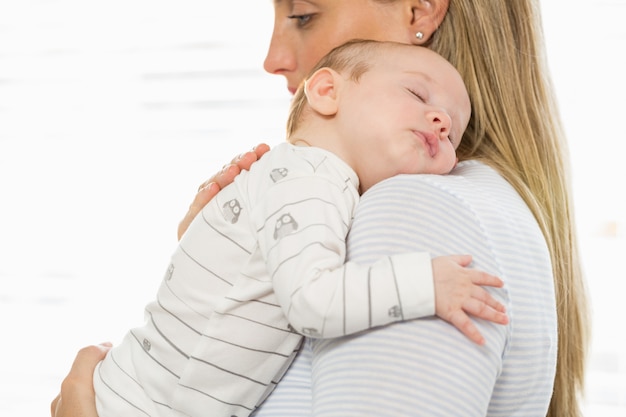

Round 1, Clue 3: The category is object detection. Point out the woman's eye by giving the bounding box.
[287,14,314,28]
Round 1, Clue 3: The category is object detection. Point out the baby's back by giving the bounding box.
[94,144,316,417]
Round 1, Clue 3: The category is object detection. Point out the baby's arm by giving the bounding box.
[256,170,506,341]
[431,254,508,345]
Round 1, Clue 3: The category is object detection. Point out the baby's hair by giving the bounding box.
[286,39,394,138]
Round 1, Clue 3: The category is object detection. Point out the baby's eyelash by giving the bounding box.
[408,89,426,102]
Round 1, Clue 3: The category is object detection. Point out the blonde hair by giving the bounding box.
[428,1,589,415]
[286,40,398,138]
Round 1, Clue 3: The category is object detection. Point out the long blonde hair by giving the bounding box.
[429,1,589,415]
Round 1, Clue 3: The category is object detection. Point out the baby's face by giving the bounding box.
[338,45,471,192]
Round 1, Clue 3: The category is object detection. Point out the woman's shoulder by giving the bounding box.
[451,160,514,189]
[365,160,519,205]
[451,159,501,178]
[359,160,536,233]
[352,161,550,281]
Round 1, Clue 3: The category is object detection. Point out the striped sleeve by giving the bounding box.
[254,170,435,339]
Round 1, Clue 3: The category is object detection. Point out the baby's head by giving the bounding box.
[287,40,471,191]
[287,39,381,138]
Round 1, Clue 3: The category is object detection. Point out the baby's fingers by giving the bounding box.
[472,285,507,313]
[449,310,485,345]
[471,271,504,288]
[465,293,509,325]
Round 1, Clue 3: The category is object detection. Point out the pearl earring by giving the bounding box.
[415,32,424,40]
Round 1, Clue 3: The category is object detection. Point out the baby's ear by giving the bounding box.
[305,67,340,116]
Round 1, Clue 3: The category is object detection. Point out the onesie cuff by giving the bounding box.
[392,252,435,319]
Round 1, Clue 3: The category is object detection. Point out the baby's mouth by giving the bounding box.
[416,131,439,157]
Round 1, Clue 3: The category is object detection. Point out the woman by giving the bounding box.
[51,1,589,416]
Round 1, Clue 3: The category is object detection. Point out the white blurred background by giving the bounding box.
[0,1,624,415]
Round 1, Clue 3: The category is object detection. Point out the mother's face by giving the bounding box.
[264,0,423,94]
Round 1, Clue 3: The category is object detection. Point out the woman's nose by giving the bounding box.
[263,26,297,76]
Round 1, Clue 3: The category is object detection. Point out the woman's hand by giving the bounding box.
[177,143,270,240]
[50,343,112,417]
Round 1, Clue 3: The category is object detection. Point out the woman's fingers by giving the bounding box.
[178,181,220,240]
[219,144,270,184]
[215,164,242,189]
[252,143,271,161]
[226,143,270,174]
[178,144,271,241]
[50,393,61,416]
[51,343,112,417]
[178,163,242,241]
[66,343,111,385]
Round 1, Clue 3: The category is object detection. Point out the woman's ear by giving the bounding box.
[304,67,340,116]
[408,0,450,44]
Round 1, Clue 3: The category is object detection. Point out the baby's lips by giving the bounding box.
[419,130,440,157]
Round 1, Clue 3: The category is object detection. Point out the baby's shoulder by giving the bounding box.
[251,143,357,187]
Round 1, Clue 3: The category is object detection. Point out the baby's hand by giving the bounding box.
[432,254,508,345]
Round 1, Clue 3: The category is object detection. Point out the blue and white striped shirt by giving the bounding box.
[255,160,557,417]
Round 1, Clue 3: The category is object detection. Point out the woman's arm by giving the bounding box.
[308,174,507,416]
[50,344,111,417]
[177,143,270,240]
[307,164,555,416]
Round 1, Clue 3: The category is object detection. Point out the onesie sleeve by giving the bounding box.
[253,172,435,339]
